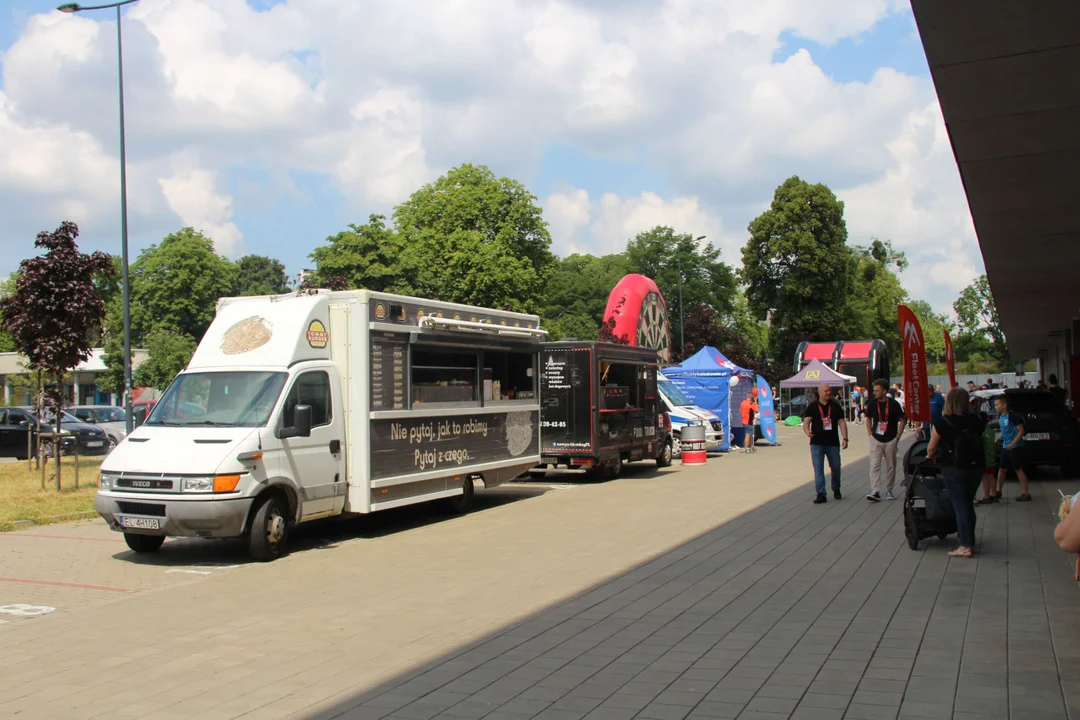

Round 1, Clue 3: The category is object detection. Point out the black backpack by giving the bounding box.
[945,416,983,469]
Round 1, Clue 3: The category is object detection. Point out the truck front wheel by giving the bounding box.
[657,440,673,468]
[124,533,165,554]
[248,493,289,562]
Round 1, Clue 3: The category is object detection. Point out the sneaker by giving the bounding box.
[834,489,842,500]
[814,494,827,504]
[866,492,880,502]
[885,491,895,500]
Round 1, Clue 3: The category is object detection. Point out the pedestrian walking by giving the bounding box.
[864,379,906,501]
[994,394,1032,501]
[1048,374,1068,405]
[740,388,759,453]
[928,388,985,557]
[802,383,848,504]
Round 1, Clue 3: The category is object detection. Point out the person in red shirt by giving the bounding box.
[740,388,760,454]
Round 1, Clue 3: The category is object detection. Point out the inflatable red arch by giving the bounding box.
[601,274,672,362]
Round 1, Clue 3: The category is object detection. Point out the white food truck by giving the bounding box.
[95,290,545,560]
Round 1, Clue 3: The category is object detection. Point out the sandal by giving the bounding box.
[948,547,974,558]
[1016,493,1032,502]
[977,497,994,505]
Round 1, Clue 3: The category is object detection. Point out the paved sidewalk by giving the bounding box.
[314,458,1080,720]
[2,431,1077,720]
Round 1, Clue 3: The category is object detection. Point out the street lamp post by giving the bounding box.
[677,235,707,356]
[58,0,140,433]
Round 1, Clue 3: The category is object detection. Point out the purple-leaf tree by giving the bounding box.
[0,222,115,487]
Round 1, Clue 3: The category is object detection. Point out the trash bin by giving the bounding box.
[681,423,707,465]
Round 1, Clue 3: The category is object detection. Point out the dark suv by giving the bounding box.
[972,389,1080,477]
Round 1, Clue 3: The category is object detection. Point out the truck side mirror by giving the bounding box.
[279,405,313,439]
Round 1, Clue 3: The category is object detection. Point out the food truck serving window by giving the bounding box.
[411,347,478,406]
[483,350,536,402]
[599,362,641,410]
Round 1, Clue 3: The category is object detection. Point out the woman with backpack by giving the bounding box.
[927,387,985,558]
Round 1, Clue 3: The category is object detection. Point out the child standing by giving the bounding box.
[978,413,999,503]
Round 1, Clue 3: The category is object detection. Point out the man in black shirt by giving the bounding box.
[802,383,849,504]
[1048,374,1069,406]
[864,378,906,502]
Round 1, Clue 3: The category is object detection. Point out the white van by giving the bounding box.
[95,290,545,560]
[656,375,723,453]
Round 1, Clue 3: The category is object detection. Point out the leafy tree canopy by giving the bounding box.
[393,164,555,312]
[309,214,415,294]
[234,254,291,296]
[845,238,909,354]
[907,299,952,365]
[129,227,237,341]
[540,253,631,341]
[953,274,1009,369]
[133,328,198,391]
[741,176,851,360]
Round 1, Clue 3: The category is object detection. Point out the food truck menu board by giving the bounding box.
[370,331,408,411]
[539,347,593,453]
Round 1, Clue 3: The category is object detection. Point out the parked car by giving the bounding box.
[0,408,62,459]
[18,407,112,457]
[69,405,127,447]
[970,388,1080,477]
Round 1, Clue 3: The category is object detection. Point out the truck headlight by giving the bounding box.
[182,476,214,493]
[99,472,116,489]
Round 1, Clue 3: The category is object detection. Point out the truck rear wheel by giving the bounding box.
[442,477,475,514]
[598,455,622,480]
[124,533,165,554]
[248,493,289,562]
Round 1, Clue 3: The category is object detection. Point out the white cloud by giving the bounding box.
[544,188,738,262]
[159,168,244,257]
[0,0,979,316]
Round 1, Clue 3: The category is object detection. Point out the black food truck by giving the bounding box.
[537,341,671,479]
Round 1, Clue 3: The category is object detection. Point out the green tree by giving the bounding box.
[953,274,1009,369]
[129,228,236,341]
[309,215,416,294]
[0,272,17,352]
[393,164,555,312]
[540,253,631,341]
[624,226,738,353]
[845,238,909,353]
[234,255,290,296]
[907,299,951,364]
[102,228,235,391]
[133,328,197,390]
[741,176,851,361]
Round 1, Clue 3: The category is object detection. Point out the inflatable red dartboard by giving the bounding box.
[602,274,672,362]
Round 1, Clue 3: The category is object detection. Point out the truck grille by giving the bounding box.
[116,501,166,517]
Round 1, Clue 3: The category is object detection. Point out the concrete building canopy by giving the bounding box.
[0,347,149,406]
[911,0,1080,364]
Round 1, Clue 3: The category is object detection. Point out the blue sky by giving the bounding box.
[0,1,978,311]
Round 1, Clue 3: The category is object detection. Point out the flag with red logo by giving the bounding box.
[943,329,958,390]
[897,305,930,423]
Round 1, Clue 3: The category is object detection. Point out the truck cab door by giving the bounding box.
[279,367,345,518]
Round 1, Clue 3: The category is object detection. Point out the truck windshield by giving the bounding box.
[658,377,694,407]
[146,371,288,428]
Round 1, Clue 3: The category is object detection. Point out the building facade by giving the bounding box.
[0,348,149,406]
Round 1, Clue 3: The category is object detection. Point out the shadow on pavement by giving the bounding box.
[109,483,552,566]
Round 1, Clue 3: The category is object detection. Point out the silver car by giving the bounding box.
[69,405,128,448]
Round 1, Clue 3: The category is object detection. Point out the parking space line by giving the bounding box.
[0,577,136,593]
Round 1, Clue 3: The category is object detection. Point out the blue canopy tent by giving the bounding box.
[662,347,755,451]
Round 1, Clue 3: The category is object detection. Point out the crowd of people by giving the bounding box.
[798,376,1073,560]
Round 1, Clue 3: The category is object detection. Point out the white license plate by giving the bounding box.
[86,441,104,447]
[1027,433,1050,441]
[120,516,160,530]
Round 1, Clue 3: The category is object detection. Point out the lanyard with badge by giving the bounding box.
[874,400,889,436]
[818,402,833,432]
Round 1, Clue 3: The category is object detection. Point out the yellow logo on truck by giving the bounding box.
[306,320,329,349]
[805,370,820,380]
